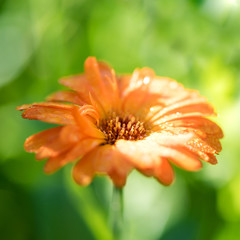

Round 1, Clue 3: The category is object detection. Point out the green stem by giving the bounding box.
[110,186,123,239]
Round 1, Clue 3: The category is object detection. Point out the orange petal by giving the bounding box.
[16,104,32,111]
[151,97,215,123]
[165,117,223,138]
[140,157,174,186]
[186,137,220,164]
[153,112,207,125]
[116,139,175,185]
[204,135,222,152]
[59,75,92,103]
[116,139,163,169]
[108,169,128,188]
[85,57,120,113]
[21,102,76,125]
[154,158,174,185]
[73,145,112,186]
[159,145,202,171]
[149,132,194,147]
[187,137,217,155]
[59,125,83,142]
[24,127,63,153]
[148,77,198,105]
[206,153,218,165]
[35,144,71,160]
[73,145,132,187]
[44,138,104,174]
[46,90,85,105]
[27,126,82,160]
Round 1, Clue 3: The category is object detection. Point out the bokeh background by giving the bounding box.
[1,0,240,239]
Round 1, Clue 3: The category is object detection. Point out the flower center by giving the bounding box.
[99,114,149,145]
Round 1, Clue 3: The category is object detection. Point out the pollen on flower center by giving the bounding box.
[99,114,149,145]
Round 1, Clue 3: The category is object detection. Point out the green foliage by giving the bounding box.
[1,0,240,239]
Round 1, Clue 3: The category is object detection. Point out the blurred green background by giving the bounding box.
[0,0,240,239]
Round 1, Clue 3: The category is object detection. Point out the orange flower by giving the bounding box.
[17,57,223,187]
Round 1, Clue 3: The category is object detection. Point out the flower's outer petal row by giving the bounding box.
[46,90,86,105]
[73,145,132,187]
[44,138,104,174]
[17,57,223,188]
[60,57,119,116]
[115,139,176,185]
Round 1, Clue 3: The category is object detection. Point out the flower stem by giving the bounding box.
[110,186,123,239]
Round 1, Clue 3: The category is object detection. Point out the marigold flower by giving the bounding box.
[17,57,223,187]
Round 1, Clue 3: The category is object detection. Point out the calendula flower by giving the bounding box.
[17,57,223,187]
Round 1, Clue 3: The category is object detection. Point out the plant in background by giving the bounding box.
[17,57,223,238]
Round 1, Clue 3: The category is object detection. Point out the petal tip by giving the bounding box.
[72,165,93,186]
[73,173,92,186]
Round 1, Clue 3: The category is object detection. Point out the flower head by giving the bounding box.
[17,57,223,187]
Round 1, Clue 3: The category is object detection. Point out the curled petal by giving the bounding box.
[72,106,105,139]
